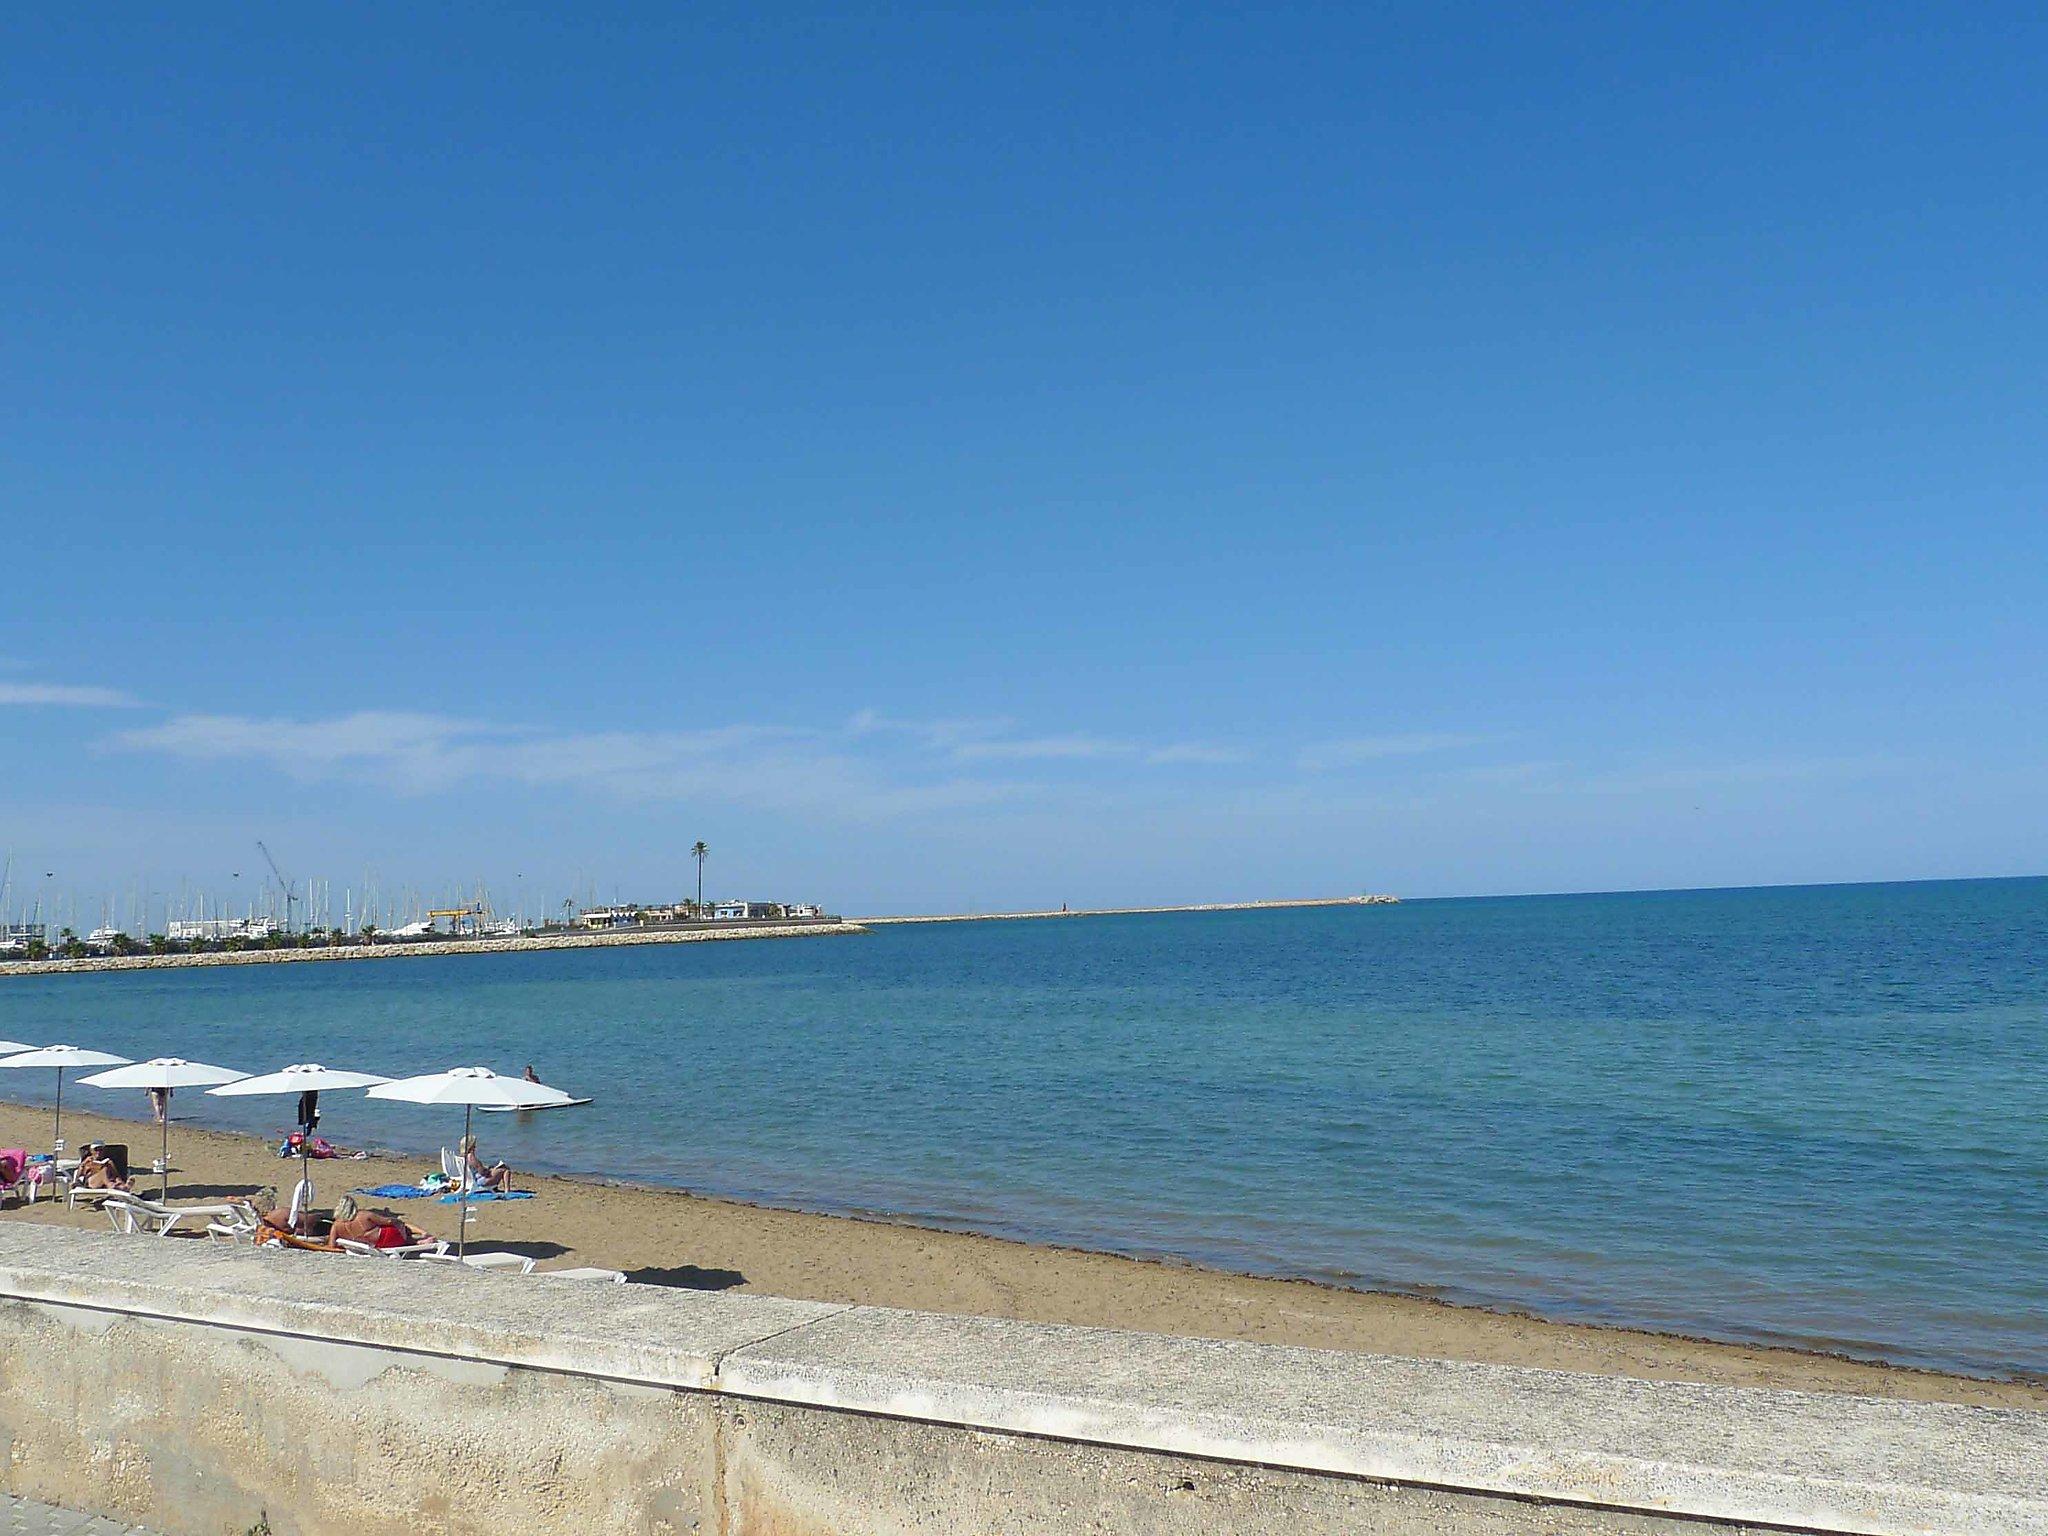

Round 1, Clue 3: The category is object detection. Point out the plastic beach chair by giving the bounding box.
[439,1145,496,1194]
[103,1190,240,1237]
[422,1250,535,1275]
[0,1149,26,1208]
[68,1143,130,1210]
[336,1236,450,1260]
[205,1203,263,1245]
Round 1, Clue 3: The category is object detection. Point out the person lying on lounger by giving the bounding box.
[248,1186,297,1236]
[245,1187,349,1250]
[78,1142,130,1191]
[459,1134,514,1192]
[329,1194,432,1250]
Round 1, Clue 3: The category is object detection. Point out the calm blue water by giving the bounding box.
[3,878,2044,1378]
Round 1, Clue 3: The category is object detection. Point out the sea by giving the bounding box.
[2,877,2043,1379]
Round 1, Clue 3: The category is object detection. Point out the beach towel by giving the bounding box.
[355,1183,432,1200]
[438,1189,534,1202]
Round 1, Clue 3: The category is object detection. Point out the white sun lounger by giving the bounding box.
[206,1204,264,1245]
[102,1191,241,1237]
[336,1236,450,1260]
[421,1250,535,1275]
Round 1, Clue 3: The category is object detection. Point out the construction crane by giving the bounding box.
[256,840,298,935]
[428,905,482,935]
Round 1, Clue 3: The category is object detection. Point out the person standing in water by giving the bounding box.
[147,1087,171,1125]
[521,1064,539,1084]
[297,1088,320,1131]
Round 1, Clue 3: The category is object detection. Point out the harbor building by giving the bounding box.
[167,916,279,942]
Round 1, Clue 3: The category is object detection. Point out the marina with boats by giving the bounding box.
[0,846,836,966]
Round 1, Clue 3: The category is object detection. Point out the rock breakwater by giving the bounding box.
[0,921,867,979]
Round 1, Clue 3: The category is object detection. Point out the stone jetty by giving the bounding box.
[0,921,866,979]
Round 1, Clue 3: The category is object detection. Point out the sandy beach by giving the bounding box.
[3,1101,2039,1412]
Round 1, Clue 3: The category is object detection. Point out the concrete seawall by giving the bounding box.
[0,1227,2040,1535]
[0,921,865,979]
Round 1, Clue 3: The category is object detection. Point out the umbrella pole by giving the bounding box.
[298,1095,312,1229]
[160,1112,170,1200]
[458,1103,472,1259]
[53,1068,63,1152]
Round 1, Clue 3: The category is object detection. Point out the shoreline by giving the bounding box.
[858,894,1398,923]
[4,1101,2039,1411]
[0,919,865,978]
[0,897,1396,977]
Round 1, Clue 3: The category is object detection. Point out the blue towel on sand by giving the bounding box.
[355,1183,432,1199]
[438,1189,534,1202]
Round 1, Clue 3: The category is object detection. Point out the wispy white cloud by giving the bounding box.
[1453,759,1568,786]
[0,682,139,708]
[111,711,497,788]
[1146,742,1248,765]
[950,734,1137,763]
[1429,755,1913,796]
[1576,756,1910,795]
[108,701,1502,819]
[109,709,1036,819]
[845,710,1015,751]
[1296,733,1490,771]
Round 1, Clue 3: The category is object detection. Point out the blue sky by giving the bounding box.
[3,5,2044,920]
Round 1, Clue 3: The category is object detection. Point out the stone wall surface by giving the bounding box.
[0,1227,2041,1536]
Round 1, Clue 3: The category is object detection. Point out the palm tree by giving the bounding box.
[691,841,709,914]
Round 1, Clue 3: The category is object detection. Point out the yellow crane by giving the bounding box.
[428,902,487,934]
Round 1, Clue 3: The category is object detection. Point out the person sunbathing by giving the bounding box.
[244,1187,348,1251]
[460,1134,514,1192]
[329,1194,431,1250]
[77,1143,130,1192]
[247,1186,297,1237]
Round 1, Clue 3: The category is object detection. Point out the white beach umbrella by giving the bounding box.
[0,1040,34,1055]
[367,1066,572,1256]
[209,1063,392,1221]
[0,1045,133,1151]
[79,1058,248,1198]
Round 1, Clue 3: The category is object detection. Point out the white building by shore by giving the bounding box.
[167,916,279,942]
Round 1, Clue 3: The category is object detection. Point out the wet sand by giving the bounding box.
[3,1101,2040,1411]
